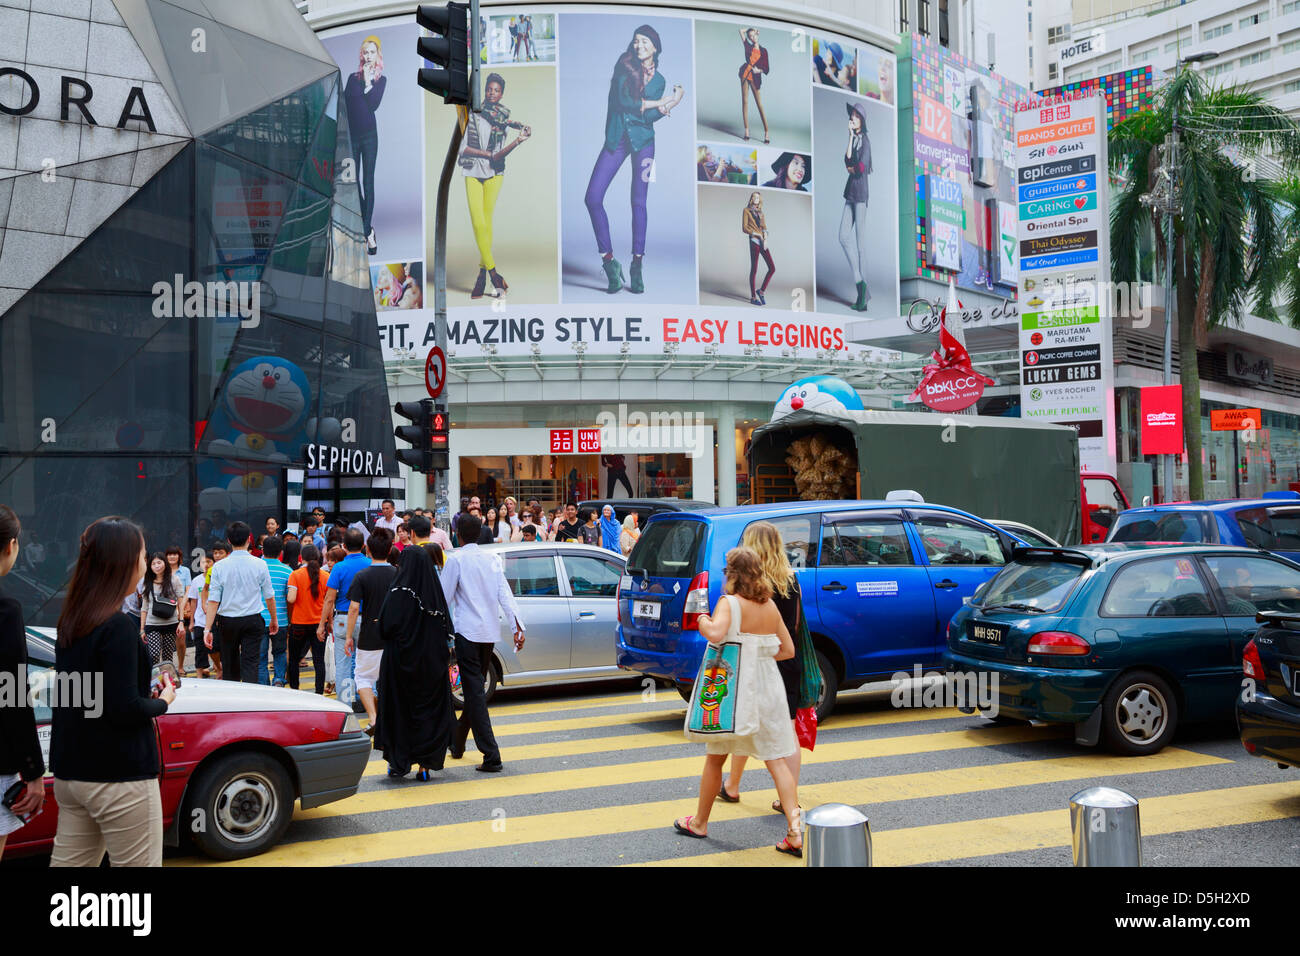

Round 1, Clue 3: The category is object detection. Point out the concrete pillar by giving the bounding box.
[716,404,737,507]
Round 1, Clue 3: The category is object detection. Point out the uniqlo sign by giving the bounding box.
[549,429,573,453]
[1141,385,1184,455]
[576,428,602,452]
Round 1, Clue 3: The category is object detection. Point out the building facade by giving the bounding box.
[0,0,397,623]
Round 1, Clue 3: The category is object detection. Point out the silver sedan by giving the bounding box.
[447,542,628,705]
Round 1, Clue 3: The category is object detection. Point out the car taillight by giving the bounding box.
[682,571,709,630]
[1027,631,1090,655]
[616,579,625,628]
[946,620,956,643]
[1243,639,1264,680]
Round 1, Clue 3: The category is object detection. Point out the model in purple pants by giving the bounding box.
[585,140,654,259]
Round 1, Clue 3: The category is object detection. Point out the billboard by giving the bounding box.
[899,33,1026,298]
[1015,91,1114,474]
[319,6,900,362]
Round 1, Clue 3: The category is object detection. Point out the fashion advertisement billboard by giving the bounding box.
[899,33,1026,299]
[318,7,899,360]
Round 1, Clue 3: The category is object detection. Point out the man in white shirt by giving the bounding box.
[373,499,402,534]
[439,513,524,772]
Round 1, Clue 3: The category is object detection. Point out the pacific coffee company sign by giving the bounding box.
[0,68,157,131]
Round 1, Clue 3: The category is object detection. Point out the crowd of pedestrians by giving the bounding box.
[0,489,775,866]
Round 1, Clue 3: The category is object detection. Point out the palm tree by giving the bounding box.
[1109,69,1300,500]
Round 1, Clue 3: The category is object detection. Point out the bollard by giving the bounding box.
[803,803,871,867]
[1069,786,1141,867]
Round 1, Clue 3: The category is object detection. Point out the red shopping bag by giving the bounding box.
[795,706,818,751]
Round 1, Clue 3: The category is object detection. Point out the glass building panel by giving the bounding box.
[0,294,189,454]
[260,180,333,325]
[34,146,194,296]
[296,80,339,199]
[315,333,398,474]
[202,75,336,184]
[0,455,190,626]
[323,200,377,343]
[194,143,296,285]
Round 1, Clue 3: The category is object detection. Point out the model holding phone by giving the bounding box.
[0,505,45,857]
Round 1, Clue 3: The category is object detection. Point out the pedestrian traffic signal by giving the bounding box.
[394,399,434,473]
[416,3,470,105]
[430,405,450,472]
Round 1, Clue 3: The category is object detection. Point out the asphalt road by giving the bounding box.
[166,676,1300,868]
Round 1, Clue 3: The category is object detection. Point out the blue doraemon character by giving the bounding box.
[197,356,317,519]
[772,376,864,420]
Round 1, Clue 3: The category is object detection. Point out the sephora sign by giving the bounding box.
[0,68,157,131]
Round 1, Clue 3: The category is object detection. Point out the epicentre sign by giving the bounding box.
[0,67,158,131]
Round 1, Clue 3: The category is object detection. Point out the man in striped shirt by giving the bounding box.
[259,535,292,686]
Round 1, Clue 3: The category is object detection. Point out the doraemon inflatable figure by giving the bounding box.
[772,375,864,420]
[197,356,337,519]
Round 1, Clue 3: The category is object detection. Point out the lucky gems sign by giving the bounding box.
[910,287,994,412]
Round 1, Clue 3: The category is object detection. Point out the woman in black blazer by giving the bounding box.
[50,516,175,867]
[0,505,45,857]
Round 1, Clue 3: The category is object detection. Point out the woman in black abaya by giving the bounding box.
[374,543,457,779]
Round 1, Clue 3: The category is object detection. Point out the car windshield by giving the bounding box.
[1109,510,1212,544]
[627,519,706,579]
[979,560,1085,613]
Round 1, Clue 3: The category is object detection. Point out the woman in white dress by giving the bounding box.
[673,547,803,856]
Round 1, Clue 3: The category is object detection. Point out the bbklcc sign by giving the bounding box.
[921,369,987,412]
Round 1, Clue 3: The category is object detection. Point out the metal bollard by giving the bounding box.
[1069,786,1141,867]
[803,803,871,867]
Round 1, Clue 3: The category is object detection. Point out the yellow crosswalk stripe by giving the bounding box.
[315,725,1057,817]
[354,705,983,777]
[636,748,1242,866]
[181,740,1227,867]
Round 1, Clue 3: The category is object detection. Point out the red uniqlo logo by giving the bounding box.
[1055,104,1071,120]
[576,428,602,453]
[1039,108,1054,124]
[550,429,573,453]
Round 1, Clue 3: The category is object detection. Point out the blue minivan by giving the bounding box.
[615,500,1024,717]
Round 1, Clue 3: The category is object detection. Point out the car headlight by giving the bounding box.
[342,714,363,734]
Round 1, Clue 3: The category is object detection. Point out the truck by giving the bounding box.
[747,408,1128,545]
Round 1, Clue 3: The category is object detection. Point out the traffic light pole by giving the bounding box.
[429,105,464,535]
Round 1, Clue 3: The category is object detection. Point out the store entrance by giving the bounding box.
[459,453,695,509]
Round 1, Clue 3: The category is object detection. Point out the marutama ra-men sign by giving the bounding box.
[0,68,157,131]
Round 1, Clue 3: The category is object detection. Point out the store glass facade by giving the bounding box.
[1117,388,1300,503]
[0,71,395,625]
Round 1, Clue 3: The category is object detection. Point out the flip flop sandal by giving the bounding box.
[776,835,803,858]
[673,816,707,838]
[773,801,804,815]
[717,785,740,803]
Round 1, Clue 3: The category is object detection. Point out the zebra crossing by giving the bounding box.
[169,679,1300,867]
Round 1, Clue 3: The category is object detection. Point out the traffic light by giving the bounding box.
[416,3,470,105]
[429,404,450,472]
[394,399,433,472]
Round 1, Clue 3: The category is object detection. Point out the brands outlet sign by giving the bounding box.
[1014,94,1115,473]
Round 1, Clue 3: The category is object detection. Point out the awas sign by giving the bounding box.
[1015,92,1114,473]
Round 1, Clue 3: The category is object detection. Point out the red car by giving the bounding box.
[5,628,370,861]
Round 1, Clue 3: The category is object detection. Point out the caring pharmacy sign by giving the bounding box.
[1015,92,1115,473]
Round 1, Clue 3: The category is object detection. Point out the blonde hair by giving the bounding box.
[723,546,772,603]
[741,521,795,597]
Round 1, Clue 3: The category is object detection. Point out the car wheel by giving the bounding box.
[187,751,294,861]
[814,650,838,722]
[451,659,498,710]
[1101,670,1179,755]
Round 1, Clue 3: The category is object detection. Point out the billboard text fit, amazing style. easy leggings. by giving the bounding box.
[465,174,504,270]
[584,140,654,256]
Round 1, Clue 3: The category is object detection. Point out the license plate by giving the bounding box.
[970,621,1008,644]
[633,600,660,620]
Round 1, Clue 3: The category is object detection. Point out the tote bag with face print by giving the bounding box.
[684,596,759,740]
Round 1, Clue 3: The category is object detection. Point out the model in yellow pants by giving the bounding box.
[466,174,507,298]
